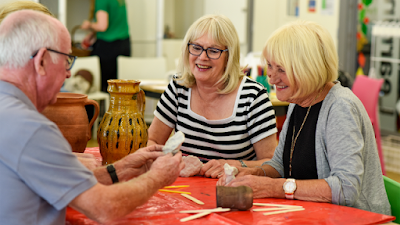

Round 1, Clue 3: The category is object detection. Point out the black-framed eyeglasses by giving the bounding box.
[30,48,77,71]
[187,43,228,60]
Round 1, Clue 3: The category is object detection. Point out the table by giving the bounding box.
[67,147,395,225]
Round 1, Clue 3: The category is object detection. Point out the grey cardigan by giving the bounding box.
[263,81,391,215]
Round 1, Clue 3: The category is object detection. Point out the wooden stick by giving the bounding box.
[253,203,303,208]
[180,208,230,214]
[163,185,190,189]
[180,211,212,222]
[253,207,303,212]
[158,189,191,194]
[263,208,305,216]
[181,193,204,205]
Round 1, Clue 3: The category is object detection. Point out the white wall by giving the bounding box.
[130,0,341,71]
[204,0,247,44]
[253,0,341,53]
[203,0,248,54]
[174,0,204,39]
[66,0,91,31]
[127,0,248,59]
[126,0,157,57]
[164,0,175,36]
[252,0,280,54]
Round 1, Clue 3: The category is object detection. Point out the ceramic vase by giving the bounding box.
[42,92,100,153]
[216,186,253,211]
[97,79,148,165]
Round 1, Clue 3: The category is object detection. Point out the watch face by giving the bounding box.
[284,181,296,193]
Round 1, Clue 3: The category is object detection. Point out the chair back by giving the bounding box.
[383,176,400,223]
[117,56,167,81]
[351,75,384,124]
[69,56,101,93]
[352,75,386,175]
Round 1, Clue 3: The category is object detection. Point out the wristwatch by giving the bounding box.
[283,178,297,199]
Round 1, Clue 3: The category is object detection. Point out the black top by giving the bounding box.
[283,101,323,179]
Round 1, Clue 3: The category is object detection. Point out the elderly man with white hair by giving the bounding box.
[0,9,183,225]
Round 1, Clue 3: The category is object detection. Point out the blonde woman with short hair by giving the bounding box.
[217,20,391,216]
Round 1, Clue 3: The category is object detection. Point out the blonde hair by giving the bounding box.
[0,1,54,23]
[176,14,244,94]
[262,20,338,99]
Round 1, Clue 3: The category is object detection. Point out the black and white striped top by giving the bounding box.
[154,76,277,160]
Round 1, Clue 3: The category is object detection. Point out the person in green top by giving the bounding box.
[81,0,130,92]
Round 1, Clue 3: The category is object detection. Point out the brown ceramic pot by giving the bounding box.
[97,79,148,165]
[42,92,100,153]
[216,186,253,210]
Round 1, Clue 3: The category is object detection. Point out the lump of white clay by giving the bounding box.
[180,155,203,177]
[163,131,185,155]
[224,163,238,184]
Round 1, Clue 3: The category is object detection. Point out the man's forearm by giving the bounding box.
[71,170,164,224]
[93,166,113,185]
[95,171,164,223]
[92,161,132,185]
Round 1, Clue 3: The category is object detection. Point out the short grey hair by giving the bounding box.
[0,9,60,69]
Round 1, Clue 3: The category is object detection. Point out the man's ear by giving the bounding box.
[33,48,47,76]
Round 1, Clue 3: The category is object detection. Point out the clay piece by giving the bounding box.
[224,163,238,184]
[180,155,203,177]
[162,131,185,155]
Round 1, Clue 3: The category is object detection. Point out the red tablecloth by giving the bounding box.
[67,148,395,225]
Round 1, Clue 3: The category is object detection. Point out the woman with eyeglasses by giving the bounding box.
[147,14,277,178]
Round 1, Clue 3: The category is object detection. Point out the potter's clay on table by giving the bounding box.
[42,92,99,153]
[180,155,203,177]
[224,163,238,184]
[97,79,148,165]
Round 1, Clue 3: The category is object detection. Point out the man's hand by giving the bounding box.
[148,151,184,187]
[114,145,165,181]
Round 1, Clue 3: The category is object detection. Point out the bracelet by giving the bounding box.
[255,166,266,176]
[106,164,119,183]
[239,159,248,167]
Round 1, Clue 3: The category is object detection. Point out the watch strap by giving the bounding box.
[239,159,248,167]
[285,193,295,199]
[106,164,119,183]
